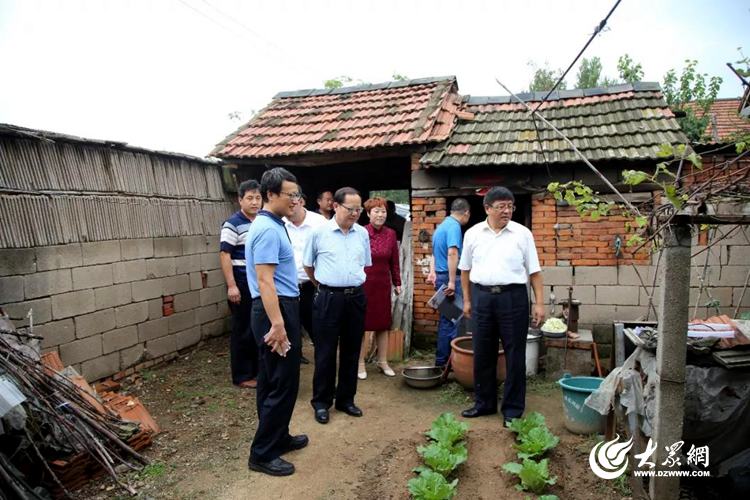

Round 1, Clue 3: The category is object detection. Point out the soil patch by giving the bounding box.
[78,335,632,500]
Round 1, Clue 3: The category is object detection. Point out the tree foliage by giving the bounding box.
[527,61,567,92]
[617,54,644,83]
[324,76,354,89]
[734,47,750,78]
[663,60,723,142]
[575,57,617,89]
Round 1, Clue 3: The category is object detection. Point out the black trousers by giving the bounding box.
[470,284,529,419]
[228,282,258,384]
[249,297,302,462]
[299,281,316,342]
[311,288,367,410]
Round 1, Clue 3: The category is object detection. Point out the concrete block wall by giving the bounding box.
[0,236,231,381]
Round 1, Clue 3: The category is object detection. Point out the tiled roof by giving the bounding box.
[684,98,750,143]
[421,82,690,167]
[212,76,461,160]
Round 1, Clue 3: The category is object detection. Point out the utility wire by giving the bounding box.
[531,0,623,113]
[199,0,321,79]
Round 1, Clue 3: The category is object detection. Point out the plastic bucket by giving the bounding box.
[525,332,541,376]
[557,374,605,435]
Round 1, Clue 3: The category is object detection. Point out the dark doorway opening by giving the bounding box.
[446,193,531,234]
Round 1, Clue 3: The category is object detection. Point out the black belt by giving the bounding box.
[319,284,364,295]
[473,283,525,294]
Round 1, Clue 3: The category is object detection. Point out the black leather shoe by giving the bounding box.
[248,456,294,476]
[314,409,329,424]
[335,404,363,417]
[280,434,309,454]
[461,407,497,418]
[300,355,310,365]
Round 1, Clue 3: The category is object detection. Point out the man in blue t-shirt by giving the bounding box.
[246,167,307,477]
[220,180,262,389]
[427,198,471,366]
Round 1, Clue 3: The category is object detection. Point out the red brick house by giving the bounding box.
[212,77,750,352]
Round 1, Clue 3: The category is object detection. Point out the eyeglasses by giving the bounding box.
[487,204,516,212]
[280,191,302,201]
[340,204,364,215]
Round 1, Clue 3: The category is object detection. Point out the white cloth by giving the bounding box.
[458,219,541,285]
[284,209,327,283]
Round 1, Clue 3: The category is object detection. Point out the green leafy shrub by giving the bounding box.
[407,469,458,500]
[502,458,558,494]
[425,413,468,446]
[415,441,467,476]
[513,427,559,460]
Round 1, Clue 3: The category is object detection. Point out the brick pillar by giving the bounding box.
[411,195,447,344]
[531,194,558,266]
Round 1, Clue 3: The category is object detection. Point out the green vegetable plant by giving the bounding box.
[502,458,558,494]
[407,469,458,500]
[506,412,546,437]
[513,427,560,460]
[425,413,468,446]
[415,441,468,477]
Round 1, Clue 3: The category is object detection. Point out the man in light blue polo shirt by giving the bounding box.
[303,187,372,425]
[246,167,308,477]
[427,198,471,367]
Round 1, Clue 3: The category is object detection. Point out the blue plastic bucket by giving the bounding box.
[557,374,605,435]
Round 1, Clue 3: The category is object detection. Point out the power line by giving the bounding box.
[532,0,623,113]
[175,0,318,80]
[198,0,322,79]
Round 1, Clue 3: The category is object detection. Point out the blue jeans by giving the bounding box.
[435,272,463,366]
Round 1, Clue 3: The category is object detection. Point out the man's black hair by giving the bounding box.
[333,187,361,204]
[237,179,260,199]
[450,198,470,213]
[317,190,333,200]
[260,167,297,202]
[483,186,515,206]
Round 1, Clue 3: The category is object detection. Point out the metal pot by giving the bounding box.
[402,366,443,389]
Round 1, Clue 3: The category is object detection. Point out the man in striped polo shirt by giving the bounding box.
[221,179,262,389]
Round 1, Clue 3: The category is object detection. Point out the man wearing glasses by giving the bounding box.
[458,187,545,424]
[246,168,307,476]
[303,187,372,424]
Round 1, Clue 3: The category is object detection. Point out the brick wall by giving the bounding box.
[0,236,231,381]
[410,192,750,357]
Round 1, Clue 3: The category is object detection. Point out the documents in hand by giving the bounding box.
[427,284,464,325]
[264,332,292,356]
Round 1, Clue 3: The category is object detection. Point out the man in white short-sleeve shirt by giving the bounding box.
[458,186,545,424]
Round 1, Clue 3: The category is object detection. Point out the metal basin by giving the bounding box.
[402,366,443,389]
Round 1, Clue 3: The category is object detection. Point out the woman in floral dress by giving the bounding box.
[358,197,401,379]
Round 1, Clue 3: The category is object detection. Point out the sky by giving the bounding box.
[0,0,747,157]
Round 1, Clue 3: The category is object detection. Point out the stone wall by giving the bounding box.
[0,236,231,381]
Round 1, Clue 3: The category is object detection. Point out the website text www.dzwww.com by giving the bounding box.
[633,470,711,477]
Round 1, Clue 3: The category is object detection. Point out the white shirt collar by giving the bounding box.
[327,217,360,233]
[480,219,518,233]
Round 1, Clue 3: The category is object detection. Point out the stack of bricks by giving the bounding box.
[531,193,650,267]
[410,196,446,343]
[0,235,232,382]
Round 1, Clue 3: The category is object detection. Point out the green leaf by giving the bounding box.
[627,234,644,247]
[622,170,649,186]
[677,144,686,154]
[504,458,558,494]
[547,182,560,193]
[553,191,563,202]
[657,143,674,158]
[407,469,459,500]
[507,412,546,437]
[425,413,469,446]
[737,141,747,154]
[635,216,648,228]
[590,211,601,221]
[417,441,468,476]
[687,153,702,169]
[664,185,684,210]
[512,427,560,459]
[564,190,576,205]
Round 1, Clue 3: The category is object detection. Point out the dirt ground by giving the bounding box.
[81,335,634,500]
